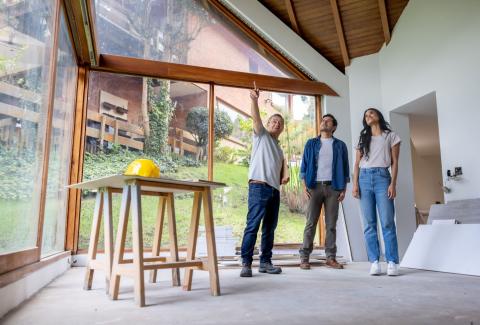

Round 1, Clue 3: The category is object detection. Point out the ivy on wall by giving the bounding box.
[144,79,175,155]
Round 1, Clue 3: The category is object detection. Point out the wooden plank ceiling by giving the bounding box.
[258,0,409,72]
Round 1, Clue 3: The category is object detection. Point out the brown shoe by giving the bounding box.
[300,258,311,270]
[326,258,344,269]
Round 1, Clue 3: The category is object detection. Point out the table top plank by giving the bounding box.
[69,174,226,193]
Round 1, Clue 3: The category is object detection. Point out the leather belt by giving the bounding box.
[316,181,332,185]
[249,180,267,185]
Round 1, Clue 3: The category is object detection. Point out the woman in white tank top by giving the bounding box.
[352,108,401,276]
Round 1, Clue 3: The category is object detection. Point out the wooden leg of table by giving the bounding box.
[183,192,202,291]
[202,188,220,296]
[83,191,103,290]
[131,184,145,307]
[149,196,166,283]
[166,193,181,286]
[103,189,114,294]
[109,185,131,300]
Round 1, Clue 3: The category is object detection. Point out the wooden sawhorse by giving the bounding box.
[104,177,222,306]
[83,187,114,293]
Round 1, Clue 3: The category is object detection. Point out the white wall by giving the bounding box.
[349,0,480,201]
[346,0,480,260]
[411,149,444,211]
[378,0,480,201]
[346,53,382,149]
[389,112,417,259]
[0,256,71,318]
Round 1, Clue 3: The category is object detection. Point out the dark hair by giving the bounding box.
[267,113,284,123]
[322,114,338,127]
[358,108,391,159]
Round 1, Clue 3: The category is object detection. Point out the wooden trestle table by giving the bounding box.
[69,175,225,306]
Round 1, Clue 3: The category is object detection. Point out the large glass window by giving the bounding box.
[41,10,78,256]
[94,0,295,78]
[212,86,316,249]
[79,72,210,249]
[0,0,55,254]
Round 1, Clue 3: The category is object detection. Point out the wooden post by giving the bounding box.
[202,187,220,296]
[99,115,106,149]
[149,196,166,283]
[83,191,103,290]
[183,191,202,291]
[113,119,119,144]
[103,188,114,293]
[178,129,184,156]
[130,183,145,307]
[109,185,131,299]
[166,193,181,286]
[208,83,214,181]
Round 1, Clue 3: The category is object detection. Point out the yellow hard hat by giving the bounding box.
[124,159,160,178]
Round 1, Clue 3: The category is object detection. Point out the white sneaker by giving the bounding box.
[369,261,381,275]
[387,262,399,276]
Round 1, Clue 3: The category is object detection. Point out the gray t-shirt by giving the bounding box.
[248,126,284,190]
[359,131,401,168]
[316,137,334,181]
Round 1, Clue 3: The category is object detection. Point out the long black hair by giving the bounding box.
[358,108,392,159]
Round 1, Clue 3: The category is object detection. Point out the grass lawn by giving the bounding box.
[0,197,67,254]
[78,163,307,250]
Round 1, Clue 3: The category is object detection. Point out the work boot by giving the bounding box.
[259,262,282,274]
[300,257,311,270]
[240,263,252,277]
[325,257,344,269]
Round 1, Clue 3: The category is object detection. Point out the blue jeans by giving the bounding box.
[359,168,399,264]
[241,183,280,265]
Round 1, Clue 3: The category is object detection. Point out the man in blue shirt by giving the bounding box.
[299,114,349,270]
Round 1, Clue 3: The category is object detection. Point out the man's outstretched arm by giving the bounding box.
[250,82,264,135]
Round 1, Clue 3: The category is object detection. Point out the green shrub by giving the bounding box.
[0,147,36,200]
[281,165,307,213]
[214,146,236,163]
[0,145,67,200]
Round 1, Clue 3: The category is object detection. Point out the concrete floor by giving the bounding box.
[2,263,480,325]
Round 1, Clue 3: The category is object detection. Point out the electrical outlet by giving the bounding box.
[454,167,462,176]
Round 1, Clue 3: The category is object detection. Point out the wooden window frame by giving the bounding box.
[64,0,338,254]
[65,66,89,253]
[0,0,79,275]
[68,59,334,253]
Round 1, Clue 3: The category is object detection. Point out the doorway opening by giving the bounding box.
[393,92,444,226]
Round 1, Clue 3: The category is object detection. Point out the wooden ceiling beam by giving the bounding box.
[97,54,339,96]
[284,0,301,35]
[329,0,350,67]
[378,0,391,45]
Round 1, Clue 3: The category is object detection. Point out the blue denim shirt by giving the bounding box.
[300,137,350,191]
